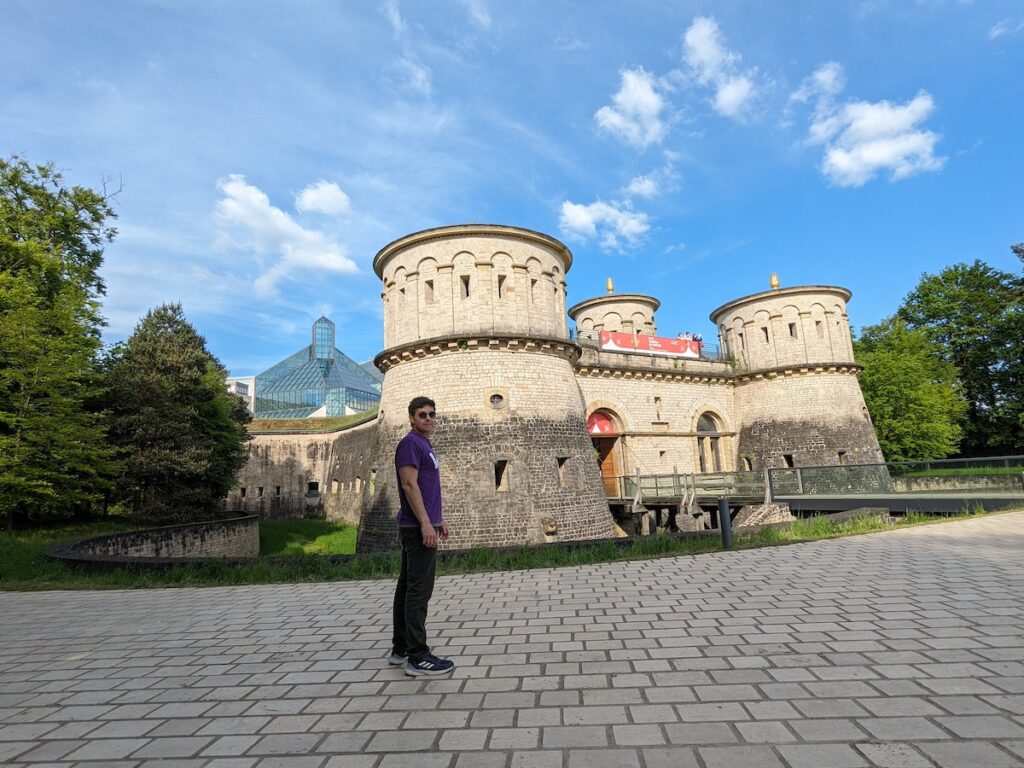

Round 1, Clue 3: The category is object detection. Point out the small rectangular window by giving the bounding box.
[257,487,264,497]
[530,278,538,301]
[425,279,434,304]
[494,459,509,491]
[240,487,246,498]
[557,456,568,487]
[837,451,848,465]
[275,486,281,496]
[742,457,753,471]
[307,481,320,494]
[782,454,795,468]
[738,332,745,350]
[761,326,769,343]
[816,320,824,338]
[788,322,798,339]
[460,274,470,299]
[497,274,506,299]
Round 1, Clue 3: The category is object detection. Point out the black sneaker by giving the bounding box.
[404,653,455,677]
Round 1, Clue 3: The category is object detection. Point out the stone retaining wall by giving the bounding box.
[48,516,259,564]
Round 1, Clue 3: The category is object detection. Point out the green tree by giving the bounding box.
[105,303,251,523]
[897,257,1024,455]
[854,318,966,461]
[0,157,119,529]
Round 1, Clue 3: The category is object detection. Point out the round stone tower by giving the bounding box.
[568,281,660,339]
[356,224,614,552]
[710,282,884,470]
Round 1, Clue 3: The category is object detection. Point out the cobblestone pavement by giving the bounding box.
[2,512,1024,768]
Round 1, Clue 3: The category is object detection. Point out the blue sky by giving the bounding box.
[4,1,1022,374]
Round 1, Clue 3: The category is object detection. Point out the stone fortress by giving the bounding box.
[226,224,883,551]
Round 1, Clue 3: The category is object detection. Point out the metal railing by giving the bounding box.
[767,457,1024,499]
[613,471,765,501]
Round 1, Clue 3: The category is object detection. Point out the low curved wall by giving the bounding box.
[48,516,260,565]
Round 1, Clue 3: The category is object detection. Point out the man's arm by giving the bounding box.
[398,464,438,548]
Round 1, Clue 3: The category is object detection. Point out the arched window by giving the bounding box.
[696,413,722,473]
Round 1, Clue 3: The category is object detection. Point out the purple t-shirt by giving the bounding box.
[395,431,442,527]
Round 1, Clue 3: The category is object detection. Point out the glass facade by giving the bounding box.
[254,316,382,418]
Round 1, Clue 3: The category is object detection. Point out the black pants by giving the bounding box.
[392,526,438,660]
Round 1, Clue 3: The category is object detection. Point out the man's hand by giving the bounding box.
[440,522,450,542]
[421,523,438,548]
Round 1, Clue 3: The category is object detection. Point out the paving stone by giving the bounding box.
[935,715,1024,738]
[735,720,796,743]
[566,748,640,767]
[699,745,785,768]
[510,750,564,768]
[858,716,952,741]
[777,743,870,768]
[542,725,609,748]
[664,722,737,744]
[854,742,934,767]
[791,718,868,742]
[640,746,701,768]
[916,740,1024,768]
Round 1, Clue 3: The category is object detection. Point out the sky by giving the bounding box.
[3,0,1022,375]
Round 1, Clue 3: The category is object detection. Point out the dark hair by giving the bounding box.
[408,396,435,416]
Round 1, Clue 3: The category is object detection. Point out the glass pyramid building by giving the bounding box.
[253,316,382,418]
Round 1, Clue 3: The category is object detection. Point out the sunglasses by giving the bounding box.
[415,411,437,419]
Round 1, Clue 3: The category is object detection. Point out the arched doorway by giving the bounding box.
[696,412,723,473]
[587,409,622,496]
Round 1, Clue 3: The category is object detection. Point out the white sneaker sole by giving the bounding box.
[404,664,455,677]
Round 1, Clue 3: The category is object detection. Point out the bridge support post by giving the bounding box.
[718,496,733,550]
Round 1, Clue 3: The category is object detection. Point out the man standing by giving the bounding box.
[390,396,456,677]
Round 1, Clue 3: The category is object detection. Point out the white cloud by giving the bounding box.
[394,55,432,96]
[296,181,351,216]
[382,0,404,36]
[559,200,650,250]
[459,0,491,28]
[989,19,1024,38]
[626,174,659,198]
[808,91,945,187]
[682,16,759,119]
[594,67,666,149]
[792,61,846,105]
[214,175,358,297]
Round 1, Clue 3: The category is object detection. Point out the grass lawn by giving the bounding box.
[0,507,1016,591]
[248,410,376,433]
[260,518,358,555]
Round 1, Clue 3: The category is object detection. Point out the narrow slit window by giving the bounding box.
[497,274,506,299]
[460,274,470,299]
[557,457,568,487]
[782,454,795,468]
[815,320,824,338]
[424,279,434,304]
[275,486,281,496]
[788,322,798,339]
[240,487,247,498]
[494,460,509,491]
[761,326,769,343]
[742,457,753,471]
[257,487,264,497]
[837,451,848,465]
[530,278,538,302]
[738,332,745,350]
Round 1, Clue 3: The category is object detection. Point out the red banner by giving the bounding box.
[598,331,702,359]
[587,411,617,434]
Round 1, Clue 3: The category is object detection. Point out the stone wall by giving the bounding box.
[357,344,614,552]
[711,286,855,372]
[569,293,660,337]
[574,351,735,475]
[227,420,378,524]
[49,516,259,561]
[734,370,884,469]
[376,226,571,347]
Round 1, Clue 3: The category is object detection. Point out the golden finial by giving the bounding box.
[769,273,780,290]
[606,277,615,294]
